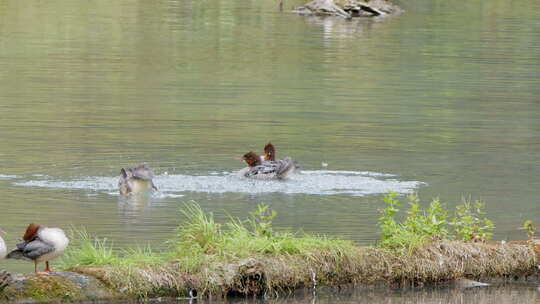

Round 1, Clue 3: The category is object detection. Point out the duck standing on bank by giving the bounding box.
[119,163,158,195]
[6,224,69,274]
[239,151,297,180]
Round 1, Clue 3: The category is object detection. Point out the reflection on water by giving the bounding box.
[155,284,540,304]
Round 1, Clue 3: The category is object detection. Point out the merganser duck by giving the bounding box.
[239,151,296,180]
[0,228,6,260]
[119,163,158,195]
[6,224,69,273]
[262,142,276,162]
[262,142,300,170]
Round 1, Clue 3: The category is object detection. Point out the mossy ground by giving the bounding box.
[1,275,82,302]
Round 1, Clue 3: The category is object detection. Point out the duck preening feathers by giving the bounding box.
[6,224,69,273]
[119,163,158,195]
[240,151,297,180]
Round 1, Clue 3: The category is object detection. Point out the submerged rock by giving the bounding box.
[452,279,490,288]
[294,0,402,19]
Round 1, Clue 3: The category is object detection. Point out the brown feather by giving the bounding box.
[242,152,262,167]
[22,223,40,241]
[263,142,276,161]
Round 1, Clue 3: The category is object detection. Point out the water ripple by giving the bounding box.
[13,170,424,197]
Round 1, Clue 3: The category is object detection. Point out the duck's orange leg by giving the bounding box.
[45,261,52,272]
[35,261,48,275]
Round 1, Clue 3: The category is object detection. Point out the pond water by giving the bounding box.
[183,284,540,304]
[0,0,539,302]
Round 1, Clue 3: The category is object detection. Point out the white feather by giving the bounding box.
[36,227,69,263]
[0,236,6,259]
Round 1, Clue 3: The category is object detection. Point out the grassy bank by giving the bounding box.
[53,197,540,299]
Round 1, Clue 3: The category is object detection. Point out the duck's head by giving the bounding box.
[120,168,133,180]
[23,224,41,242]
[263,142,275,161]
[242,152,262,167]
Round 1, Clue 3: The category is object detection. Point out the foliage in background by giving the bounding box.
[378,193,495,253]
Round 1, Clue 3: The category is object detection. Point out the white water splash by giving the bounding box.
[13,170,424,197]
[0,174,19,179]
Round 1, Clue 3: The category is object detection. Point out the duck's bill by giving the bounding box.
[0,229,6,235]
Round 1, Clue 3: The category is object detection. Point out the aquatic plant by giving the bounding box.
[449,199,494,242]
[521,220,535,240]
[378,193,449,253]
[377,193,495,252]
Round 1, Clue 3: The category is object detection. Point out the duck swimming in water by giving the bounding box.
[239,151,297,180]
[261,142,300,170]
[119,163,158,195]
[6,224,69,274]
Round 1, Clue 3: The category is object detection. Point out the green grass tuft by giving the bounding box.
[170,202,356,272]
[60,229,118,268]
[60,229,165,270]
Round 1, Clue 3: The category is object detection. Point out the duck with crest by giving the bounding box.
[261,142,299,169]
[239,150,297,180]
[262,142,276,162]
[6,224,69,274]
[119,163,158,195]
